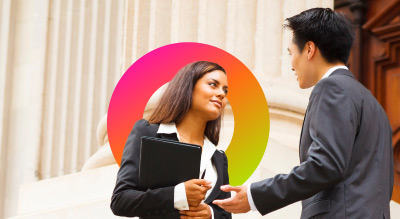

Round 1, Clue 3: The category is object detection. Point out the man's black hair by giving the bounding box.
[284,8,355,64]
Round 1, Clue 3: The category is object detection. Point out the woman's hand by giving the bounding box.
[184,179,212,206]
[180,203,212,219]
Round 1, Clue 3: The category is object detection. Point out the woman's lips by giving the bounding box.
[210,100,222,108]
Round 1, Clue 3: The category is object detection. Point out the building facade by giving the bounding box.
[0,0,398,218]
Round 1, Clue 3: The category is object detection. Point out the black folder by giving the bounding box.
[139,136,202,190]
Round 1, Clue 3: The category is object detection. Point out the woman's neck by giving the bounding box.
[176,111,206,146]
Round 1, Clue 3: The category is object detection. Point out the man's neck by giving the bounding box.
[317,62,346,81]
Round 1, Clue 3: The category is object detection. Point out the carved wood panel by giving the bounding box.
[336,0,400,203]
[363,1,400,203]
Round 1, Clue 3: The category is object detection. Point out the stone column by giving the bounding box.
[0,0,49,217]
[0,0,17,217]
[0,0,125,217]
[39,0,124,180]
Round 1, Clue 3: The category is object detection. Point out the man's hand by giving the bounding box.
[179,203,212,219]
[212,185,251,214]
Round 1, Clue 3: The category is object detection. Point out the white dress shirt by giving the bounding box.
[246,65,349,212]
[157,123,218,218]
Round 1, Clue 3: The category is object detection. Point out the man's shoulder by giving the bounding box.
[313,69,364,97]
[311,76,347,99]
[321,69,356,85]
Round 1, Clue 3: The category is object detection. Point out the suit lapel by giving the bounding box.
[299,106,308,146]
[299,102,310,160]
[204,152,222,204]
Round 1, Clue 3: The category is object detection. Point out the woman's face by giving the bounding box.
[191,70,228,121]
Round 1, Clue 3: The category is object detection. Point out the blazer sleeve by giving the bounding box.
[209,151,232,219]
[110,119,177,217]
[250,79,358,215]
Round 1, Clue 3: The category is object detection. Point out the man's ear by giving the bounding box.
[305,41,316,60]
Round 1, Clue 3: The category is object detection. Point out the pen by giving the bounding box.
[200,169,206,179]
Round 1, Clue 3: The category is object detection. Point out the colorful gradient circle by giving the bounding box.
[108,42,269,186]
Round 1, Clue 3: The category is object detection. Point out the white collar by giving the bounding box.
[201,137,217,173]
[157,123,217,171]
[157,123,179,136]
[321,65,348,79]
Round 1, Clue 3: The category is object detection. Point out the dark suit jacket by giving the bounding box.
[251,69,394,218]
[110,119,232,219]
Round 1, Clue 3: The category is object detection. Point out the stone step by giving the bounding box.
[16,164,119,215]
[12,162,400,219]
[10,199,127,219]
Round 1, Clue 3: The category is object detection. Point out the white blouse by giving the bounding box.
[157,123,218,217]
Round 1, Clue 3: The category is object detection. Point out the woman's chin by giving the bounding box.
[206,112,222,121]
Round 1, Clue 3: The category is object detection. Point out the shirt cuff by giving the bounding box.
[247,183,258,212]
[209,205,214,219]
[174,182,189,210]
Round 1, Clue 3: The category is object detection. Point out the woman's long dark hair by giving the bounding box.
[148,61,226,145]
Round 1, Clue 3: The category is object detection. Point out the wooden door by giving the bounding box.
[335,0,400,203]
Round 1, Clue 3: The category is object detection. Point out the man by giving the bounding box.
[213,8,394,218]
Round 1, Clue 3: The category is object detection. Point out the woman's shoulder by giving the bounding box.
[214,149,228,160]
[131,119,160,136]
[213,150,229,170]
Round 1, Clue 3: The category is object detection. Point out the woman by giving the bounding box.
[110,61,231,219]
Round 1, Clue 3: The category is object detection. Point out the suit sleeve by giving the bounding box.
[110,119,176,217]
[209,151,232,219]
[250,79,358,215]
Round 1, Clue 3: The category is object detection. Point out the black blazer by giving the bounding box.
[110,119,232,219]
[250,69,394,218]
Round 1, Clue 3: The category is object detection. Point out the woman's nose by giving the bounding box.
[216,89,225,99]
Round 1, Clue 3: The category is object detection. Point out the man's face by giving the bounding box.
[288,36,316,89]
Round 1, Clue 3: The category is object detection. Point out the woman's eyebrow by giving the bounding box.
[208,78,228,89]
[208,78,220,85]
